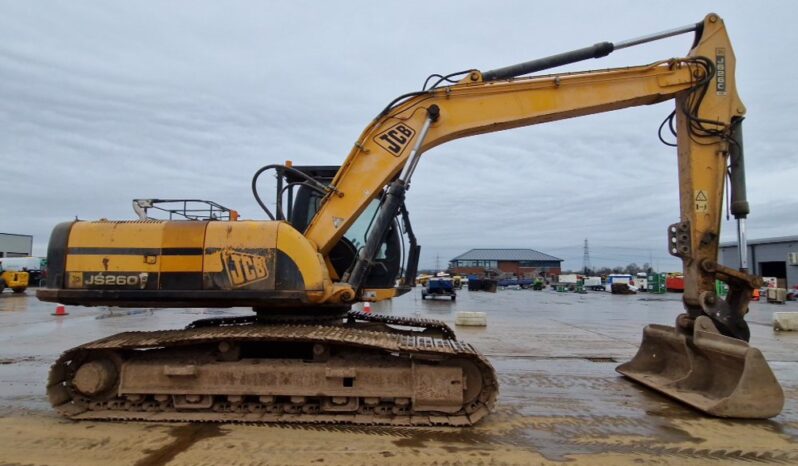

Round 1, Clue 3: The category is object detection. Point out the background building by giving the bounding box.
[719,235,798,288]
[450,248,562,278]
[0,233,33,258]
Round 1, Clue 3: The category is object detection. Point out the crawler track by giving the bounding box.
[47,313,497,426]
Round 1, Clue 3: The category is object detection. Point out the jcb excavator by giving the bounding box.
[39,13,783,425]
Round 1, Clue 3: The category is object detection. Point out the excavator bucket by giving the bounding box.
[617,315,784,418]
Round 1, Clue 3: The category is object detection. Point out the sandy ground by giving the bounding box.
[0,287,797,465]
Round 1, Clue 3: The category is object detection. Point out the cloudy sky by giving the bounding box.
[1,1,796,272]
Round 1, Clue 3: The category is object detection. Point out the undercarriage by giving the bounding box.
[47,312,497,426]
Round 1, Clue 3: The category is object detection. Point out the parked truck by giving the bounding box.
[635,273,648,292]
[583,276,603,291]
[605,274,638,294]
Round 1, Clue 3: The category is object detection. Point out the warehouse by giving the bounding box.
[449,248,562,278]
[0,233,33,258]
[718,235,798,288]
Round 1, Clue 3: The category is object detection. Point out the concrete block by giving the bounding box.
[773,312,798,331]
[767,288,787,304]
[455,311,487,327]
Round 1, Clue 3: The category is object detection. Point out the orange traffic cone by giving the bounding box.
[752,288,760,302]
[52,305,69,316]
[363,302,372,314]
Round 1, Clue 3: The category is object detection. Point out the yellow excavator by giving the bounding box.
[39,13,783,424]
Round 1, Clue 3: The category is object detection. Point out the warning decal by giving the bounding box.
[695,190,709,213]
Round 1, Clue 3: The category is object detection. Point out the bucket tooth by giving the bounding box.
[617,315,784,419]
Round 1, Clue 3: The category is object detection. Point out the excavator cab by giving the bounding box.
[279,165,418,294]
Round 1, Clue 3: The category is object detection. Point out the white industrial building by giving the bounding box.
[0,233,33,258]
[719,235,798,288]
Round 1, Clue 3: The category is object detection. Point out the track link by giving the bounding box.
[346,311,457,340]
[185,311,457,340]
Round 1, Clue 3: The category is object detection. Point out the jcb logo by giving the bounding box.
[373,123,415,156]
[222,250,269,288]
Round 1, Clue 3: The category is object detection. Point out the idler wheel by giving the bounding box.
[72,359,118,397]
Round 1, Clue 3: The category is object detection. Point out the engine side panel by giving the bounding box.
[38,220,335,308]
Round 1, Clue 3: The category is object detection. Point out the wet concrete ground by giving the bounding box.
[1,287,797,465]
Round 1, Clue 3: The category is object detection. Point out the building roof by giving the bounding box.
[451,248,562,262]
[720,235,798,248]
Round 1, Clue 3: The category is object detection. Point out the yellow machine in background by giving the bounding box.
[0,268,28,294]
[39,13,782,424]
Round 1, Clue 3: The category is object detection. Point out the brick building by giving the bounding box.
[449,248,562,278]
